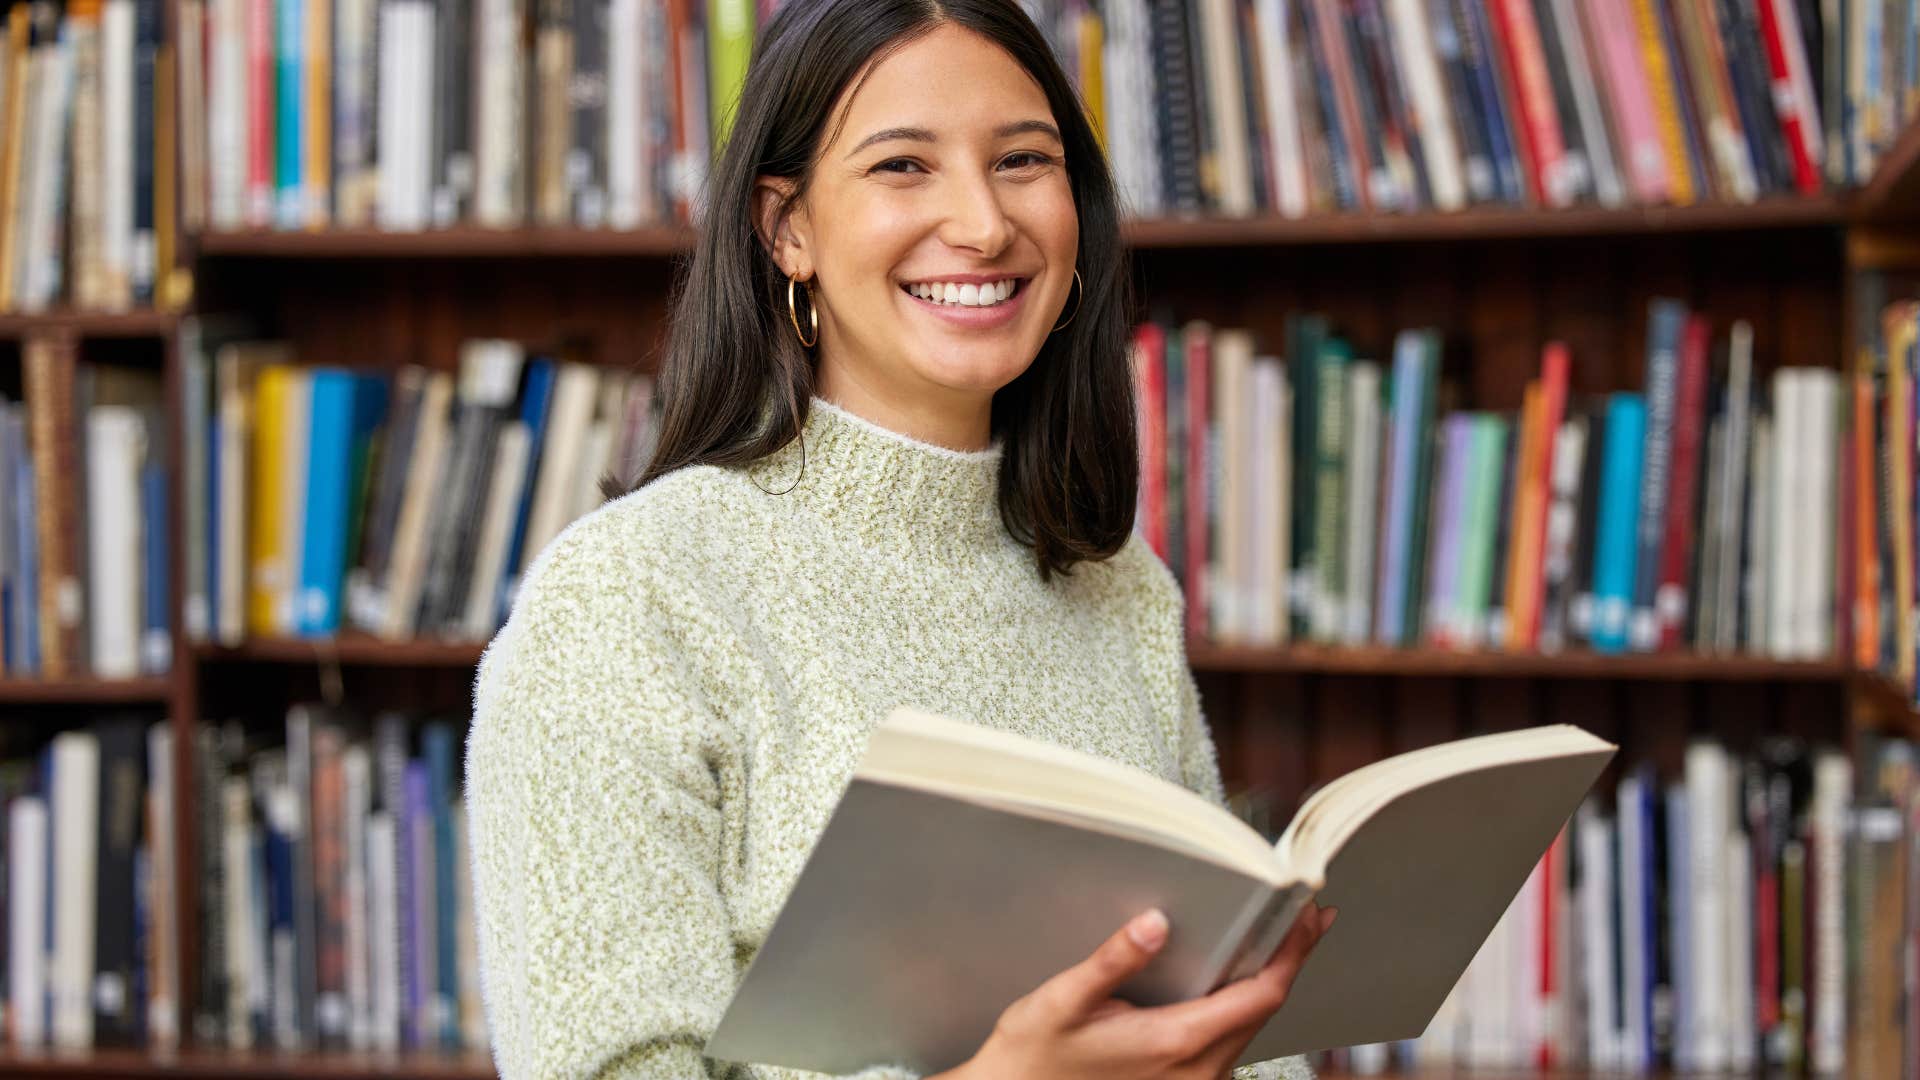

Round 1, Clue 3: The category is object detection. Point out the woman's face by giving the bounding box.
[756,23,1081,433]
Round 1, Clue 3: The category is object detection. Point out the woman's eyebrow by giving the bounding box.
[844,120,1063,159]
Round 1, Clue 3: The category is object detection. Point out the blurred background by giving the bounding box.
[0,0,1916,1075]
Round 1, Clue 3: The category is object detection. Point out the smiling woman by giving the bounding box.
[462,3,1325,1080]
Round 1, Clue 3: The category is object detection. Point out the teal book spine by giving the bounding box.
[275,0,305,227]
[1593,394,1647,654]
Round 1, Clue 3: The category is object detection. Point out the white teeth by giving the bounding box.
[907,279,1018,307]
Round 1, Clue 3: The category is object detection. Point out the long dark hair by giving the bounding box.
[624,0,1137,579]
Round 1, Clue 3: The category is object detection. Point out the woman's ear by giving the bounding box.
[752,176,810,279]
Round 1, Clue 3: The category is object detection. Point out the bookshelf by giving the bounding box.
[2,0,1918,1072]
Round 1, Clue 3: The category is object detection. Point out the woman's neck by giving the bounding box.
[814,363,994,452]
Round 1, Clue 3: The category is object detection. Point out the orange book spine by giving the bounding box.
[1853,370,1880,670]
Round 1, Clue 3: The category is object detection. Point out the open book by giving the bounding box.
[705,707,1617,1074]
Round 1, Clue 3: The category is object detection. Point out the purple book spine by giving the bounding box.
[1425,415,1475,645]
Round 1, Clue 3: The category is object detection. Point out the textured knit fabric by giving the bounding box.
[464,396,1316,1080]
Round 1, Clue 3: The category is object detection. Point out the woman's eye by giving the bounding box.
[874,158,924,174]
[1001,152,1055,170]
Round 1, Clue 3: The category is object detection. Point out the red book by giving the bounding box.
[1132,323,1169,562]
[1655,316,1710,650]
[1518,343,1571,647]
[1487,0,1570,206]
[1537,831,1562,1069]
[246,0,273,226]
[1854,374,1881,669]
[1184,325,1212,639]
[1756,0,1823,194]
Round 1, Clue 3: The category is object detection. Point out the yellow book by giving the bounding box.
[1626,0,1695,205]
[1888,302,1920,686]
[306,0,330,229]
[1077,11,1104,154]
[248,365,292,637]
[0,5,32,312]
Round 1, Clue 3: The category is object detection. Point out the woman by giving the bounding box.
[463,2,1334,1077]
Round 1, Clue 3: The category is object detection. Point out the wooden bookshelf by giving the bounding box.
[0,1048,493,1079]
[0,675,174,705]
[0,309,180,339]
[190,199,1855,261]
[1857,117,1920,222]
[1186,641,1854,681]
[194,634,489,667]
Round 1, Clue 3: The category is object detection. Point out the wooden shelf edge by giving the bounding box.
[190,197,1854,259]
[1186,641,1854,681]
[1856,118,1920,222]
[0,1048,493,1079]
[0,309,181,338]
[194,635,488,667]
[0,675,174,704]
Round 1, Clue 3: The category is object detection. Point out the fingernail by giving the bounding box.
[1321,907,1339,931]
[1129,909,1169,950]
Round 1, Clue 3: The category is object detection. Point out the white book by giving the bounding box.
[410,796,438,1042]
[571,421,613,525]
[1252,0,1307,217]
[376,0,428,230]
[208,0,246,229]
[1575,806,1618,1068]
[379,371,454,640]
[462,421,532,640]
[51,733,101,1049]
[1799,369,1836,658]
[222,776,256,1049]
[1211,329,1254,642]
[22,37,72,312]
[366,811,401,1052]
[1385,0,1465,211]
[146,724,179,1046]
[101,0,133,306]
[518,363,602,586]
[343,746,373,1050]
[605,0,640,228]
[1249,359,1285,645]
[475,0,525,226]
[1343,363,1381,644]
[277,370,313,635]
[1745,416,1772,656]
[8,797,47,1047]
[1808,751,1849,1074]
[86,407,146,677]
[1685,741,1730,1070]
[1196,0,1252,215]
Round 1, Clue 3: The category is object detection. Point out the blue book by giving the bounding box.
[274,0,305,227]
[493,360,558,626]
[422,722,459,1046]
[402,761,433,1050]
[14,459,37,675]
[1374,331,1430,644]
[1591,394,1646,654]
[142,462,170,672]
[1630,299,1687,651]
[298,370,356,636]
[1456,0,1524,204]
[265,795,296,1044]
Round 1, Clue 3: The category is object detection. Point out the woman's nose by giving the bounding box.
[937,172,1016,257]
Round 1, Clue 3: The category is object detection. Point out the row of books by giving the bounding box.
[1,341,171,680]
[1132,302,1845,658]
[1237,733,1914,1075]
[188,709,485,1052]
[182,0,775,232]
[1858,299,1920,698]
[0,717,179,1047]
[0,0,188,314]
[179,322,659,646]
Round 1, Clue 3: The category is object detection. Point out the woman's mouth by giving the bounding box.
[898,277,1029,329]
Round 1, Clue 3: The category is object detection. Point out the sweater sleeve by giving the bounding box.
[464,519,917,1080]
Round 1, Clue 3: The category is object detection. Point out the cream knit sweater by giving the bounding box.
[464,396,1314,1080]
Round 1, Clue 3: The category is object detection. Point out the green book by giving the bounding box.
[709,0,756,149]
[1311,339,1350,641]
[1286,314,1328,635]
[1455,414,1509,646]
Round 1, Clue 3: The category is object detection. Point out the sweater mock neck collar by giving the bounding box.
[745,396,1009,557]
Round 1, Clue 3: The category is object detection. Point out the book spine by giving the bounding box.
[1184,322,1211,638]
[1655,315,1711,651]
[1629,299,1685,652]
[1592,394,1646,654]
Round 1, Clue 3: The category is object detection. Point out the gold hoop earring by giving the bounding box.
[788,274,819,348]
[1050,269,1083,333]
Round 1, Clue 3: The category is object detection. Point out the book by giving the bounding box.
[705,707,1617,1075]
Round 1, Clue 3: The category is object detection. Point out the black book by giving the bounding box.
[191,724,231,1044]
[1428,0,1494,204]
[1529,0,1592,204]
[1567,398,1609,645]
[1338,2,1397,210]
[1182,0,1219,211]
[567,0,608,225]
[1147,0,1204,214]
[131,0,159,301]
[1485,410,1521,647]
[92,716,148,1046]
[432,0,475,225]
[351,367,424,615]
[1233,0,1270,213]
